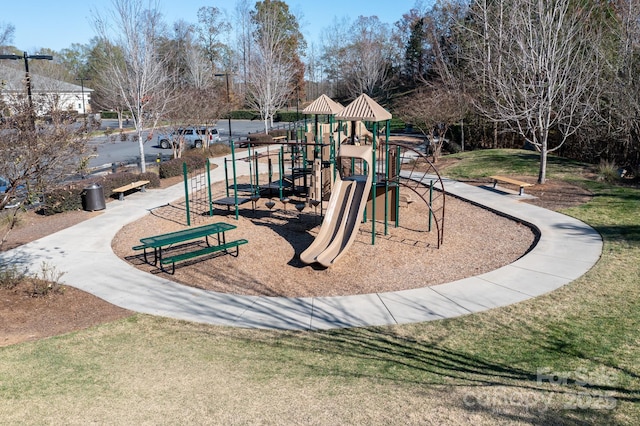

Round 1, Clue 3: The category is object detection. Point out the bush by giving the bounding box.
[0,264,26,290]
[159,154,208,179]
[247,129,288,144]
[101,172,161,196]
[0,262,65,297]
[276,111,300,122]
[596,159,620,183]
[30,262,65,297]
[206,143,232,157]
[41,185,84,215]
[100,111,132,119]
[247,133,273,143]
[41,171,161,214]
[389,118,406,133]
[229,110,260,120]
[100,111,118,119]
[445,140,462,154]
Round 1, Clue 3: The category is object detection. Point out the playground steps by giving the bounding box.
[212,196,252,206]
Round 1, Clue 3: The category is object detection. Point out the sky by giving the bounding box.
[3,0,426,53]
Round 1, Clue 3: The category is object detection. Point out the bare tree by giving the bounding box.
[343,16,392,99]
[0,22,15,51]
[320,17,352,99]
[397,87,469,162]
[591,0,640,170]
[234,0,255,91]
[246,44,293,133]
[465,0,597,183]
[245,1,298,133]
[196,6,232,71]
[0,98,87,247]
[184,44,213,89]
[93,0,174,173]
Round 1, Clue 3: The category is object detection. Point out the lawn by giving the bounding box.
[1,149,638,425]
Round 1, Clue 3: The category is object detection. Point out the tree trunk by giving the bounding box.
[138,133,146,173]
[538,146,547,184]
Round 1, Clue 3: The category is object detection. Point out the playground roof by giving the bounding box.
[335,93,392,122]
[303,94,344,115]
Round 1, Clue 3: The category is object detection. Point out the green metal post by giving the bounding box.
[395,146,401,228]
[183,162,190,226]
[231,140,239,220]
[279,147,284,200]
[371,122,377,245]
[254,147,260,193]
[248,144,254,196]
[383,121,389,236]
[224,159,230,198]
[429,180,434,232]
[333,120,340,182]
[206,158,213,217]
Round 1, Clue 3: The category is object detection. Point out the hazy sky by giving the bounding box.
[3,0,427,53]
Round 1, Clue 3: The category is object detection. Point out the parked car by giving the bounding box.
[0,177,24,209]
[157,127,220,149]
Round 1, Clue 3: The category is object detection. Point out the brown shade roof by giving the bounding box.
[302,94,344,115]
[335,93,392,122]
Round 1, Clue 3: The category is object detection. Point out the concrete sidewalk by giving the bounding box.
[1,152,603,330]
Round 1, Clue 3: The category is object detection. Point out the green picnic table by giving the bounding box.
[133,222,247,274]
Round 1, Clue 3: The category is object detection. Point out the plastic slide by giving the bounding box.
[300,145,373,267]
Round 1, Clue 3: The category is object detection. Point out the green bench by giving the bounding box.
[160,239,248,274]
[133,222,246,273]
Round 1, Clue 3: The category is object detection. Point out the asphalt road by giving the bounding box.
[87,119,270,171]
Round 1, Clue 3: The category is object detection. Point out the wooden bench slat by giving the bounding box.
[490,175,533,195]
[490,176,533,187]
[112,180,150,200]
[112,180,150,193]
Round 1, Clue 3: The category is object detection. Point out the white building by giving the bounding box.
[1,65,93,117]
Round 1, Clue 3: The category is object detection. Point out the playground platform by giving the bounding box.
[0,149,602,330]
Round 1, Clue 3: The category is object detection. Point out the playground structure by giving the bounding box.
[299,144,373,267]
[182,93,446,266]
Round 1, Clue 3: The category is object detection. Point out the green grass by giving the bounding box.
[1,149,639,424]
[444,148,592,182]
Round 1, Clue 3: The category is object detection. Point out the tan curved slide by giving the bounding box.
[300,145,373,267]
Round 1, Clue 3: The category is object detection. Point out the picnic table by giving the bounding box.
[133,222,247,274]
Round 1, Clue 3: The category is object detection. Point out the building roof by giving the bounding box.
[335,93,392,122]
[0,65,93,94]
[303,94,344,115]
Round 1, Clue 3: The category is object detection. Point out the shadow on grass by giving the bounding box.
[229,323,639,424]
[594,225,640,246]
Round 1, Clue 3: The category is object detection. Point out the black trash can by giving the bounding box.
[82,183,106,211]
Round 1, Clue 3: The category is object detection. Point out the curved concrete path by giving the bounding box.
[1,151,602,330]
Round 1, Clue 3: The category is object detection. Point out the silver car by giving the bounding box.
[157,127,220,149]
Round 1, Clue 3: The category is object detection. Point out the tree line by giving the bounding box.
[2,0,640,182]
